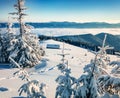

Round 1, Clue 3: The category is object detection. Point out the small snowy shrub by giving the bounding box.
[19,80,46,98]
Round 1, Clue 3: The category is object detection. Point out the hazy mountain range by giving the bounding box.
[1,22,120,28]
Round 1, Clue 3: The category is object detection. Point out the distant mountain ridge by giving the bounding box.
[57,33,120,51]
[56,34,102,46]
[39,33,120,53]
[1,22,120,28]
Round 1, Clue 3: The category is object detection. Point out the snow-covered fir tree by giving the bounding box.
[74,55,100,98]
[55,68,76,98]
[93,34,113,69]
[57,42,70,73]
[81,34,120,97]
[55,42,76,98]
[8,0,45,67]
[97,52,120,96]
[88,34,114,77]
[74,34,114,98]
[95,35,120,96]
[11,57,46,98]
[0,21,15,63]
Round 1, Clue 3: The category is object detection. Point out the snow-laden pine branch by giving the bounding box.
[10,55,47,98]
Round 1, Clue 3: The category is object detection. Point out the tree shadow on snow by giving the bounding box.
[0,64,11,69]
[12,96,27,98]
[34,58,48,70]
[101,93,119,98]
[0,87,9,92]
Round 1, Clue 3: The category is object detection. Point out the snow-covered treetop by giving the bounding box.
[10,0,27,18]
[91,34,113,58]
[58,42,69,64]
[9,0,27,37]
[98,34,113,57]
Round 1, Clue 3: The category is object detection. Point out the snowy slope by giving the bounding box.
[0,40,117,98]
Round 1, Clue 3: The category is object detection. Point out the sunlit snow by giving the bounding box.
[0,39,117,98]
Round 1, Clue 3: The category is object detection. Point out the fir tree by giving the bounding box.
[57,42,70,73]
[0,21,15,63]
[74,55,100,98]
[10,57,46,98]
[55,42,76,98]
[55,68,76,98]
[74,34,113,98]
[91,35,120,97]
[97,52,120,96]
[8,0,45,67]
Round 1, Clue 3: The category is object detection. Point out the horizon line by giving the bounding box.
[0,21,120,24]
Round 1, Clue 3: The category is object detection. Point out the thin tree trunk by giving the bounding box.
[18,0,23,38]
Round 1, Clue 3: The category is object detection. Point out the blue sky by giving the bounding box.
[0,0,120,23]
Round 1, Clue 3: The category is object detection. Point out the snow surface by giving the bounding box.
[0,39,117,98]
